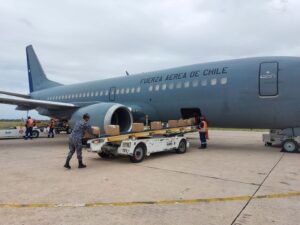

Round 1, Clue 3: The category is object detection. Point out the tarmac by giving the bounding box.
[0,130,299,225]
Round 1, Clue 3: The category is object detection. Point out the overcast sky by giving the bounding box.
[0,0,300,119]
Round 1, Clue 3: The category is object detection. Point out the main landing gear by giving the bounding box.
[263,129,300,153]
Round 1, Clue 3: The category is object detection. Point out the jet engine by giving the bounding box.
[69,102,133,133]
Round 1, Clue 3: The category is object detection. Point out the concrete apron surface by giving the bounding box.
[0,130,299,225]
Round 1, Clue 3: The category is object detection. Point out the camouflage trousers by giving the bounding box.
[67,138,83,161]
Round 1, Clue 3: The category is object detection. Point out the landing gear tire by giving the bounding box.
[98,152,110,158]
[129,144,146,163]
[282,139,299,153]
[32,130,39,138]
[176,140,187,154]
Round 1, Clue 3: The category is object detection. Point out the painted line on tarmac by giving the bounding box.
[0,191,299,209]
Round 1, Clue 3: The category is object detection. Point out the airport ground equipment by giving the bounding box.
[55,121,71,134]
[263,129,300,153]
[87,126,196,163]
[0,126,49,139]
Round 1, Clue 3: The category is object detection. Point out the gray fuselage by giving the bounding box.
[31,56,300,129]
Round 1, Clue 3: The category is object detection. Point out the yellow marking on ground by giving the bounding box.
[0,192,299,209]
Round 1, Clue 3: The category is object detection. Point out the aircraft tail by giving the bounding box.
[26,45,62,93]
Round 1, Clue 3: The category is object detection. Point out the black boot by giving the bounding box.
[64,159,71,169]
[200,144,207,149]
[78,160,86,168]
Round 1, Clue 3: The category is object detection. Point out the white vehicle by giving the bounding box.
[88,134,189,163]
[0,126,49,139]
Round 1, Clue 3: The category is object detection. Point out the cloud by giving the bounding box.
[0,0,300,118]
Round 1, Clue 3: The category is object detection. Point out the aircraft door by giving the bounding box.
[109,87,116,101]
[259,62,278,96]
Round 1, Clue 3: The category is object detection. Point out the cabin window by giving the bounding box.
[105,90,109,96]
[125,88,130,94]
[155,84,160,91]
[95,91,99,96]
[201,79,207,86]
[83,93,86,97]
[78,93,81,98]
[87,92,90,97]
[168,83,174,90]
[99,91,103,96]
[162,84,167,90]
[211,78,217,86]
[192,80,198,87]
[131,87,135,93]
[91,92,94,97]
[136,87,141,93]
[120,89,124,94]
[149,85,153,91]
[184,81,190,88]
[74,94,77,98]
[221,77,227,85]
[116,89,119,95]
[176,82,182,89]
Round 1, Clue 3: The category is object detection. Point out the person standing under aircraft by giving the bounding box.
[64,113,93,169]
[24,116,34,140]
[199,116,208,149]
[48,119,55,138]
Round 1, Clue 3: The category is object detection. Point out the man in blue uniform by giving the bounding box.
[64,113,93,169]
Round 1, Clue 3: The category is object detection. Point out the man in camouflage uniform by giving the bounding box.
[64,113,93,169]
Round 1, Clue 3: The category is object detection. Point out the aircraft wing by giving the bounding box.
[0,90,30,98]
[0,95,78,110]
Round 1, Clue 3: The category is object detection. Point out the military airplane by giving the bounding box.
[1,45,300,152]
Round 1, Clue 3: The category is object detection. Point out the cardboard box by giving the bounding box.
[83,126,100,139]
[189,117,196,125]
[132,123,144,132]
[92,126,100,136]
[177,119,186,127]
[168,120,178,128]
[185,119,193,126]
[105,125,120,136]
[150,121,162,130]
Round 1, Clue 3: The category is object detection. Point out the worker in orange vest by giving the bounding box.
[24,116,34,140]
[198,116,208,149]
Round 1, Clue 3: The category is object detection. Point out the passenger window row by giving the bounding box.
[47,77,227,101]
[47,86,142,101]
[148,77,228,92]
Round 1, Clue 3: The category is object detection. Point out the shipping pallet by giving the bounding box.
[101,126,197,143]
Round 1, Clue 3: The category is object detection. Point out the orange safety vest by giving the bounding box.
[26,119,33,128]
[199,121,209,139]
[199,121,208,132]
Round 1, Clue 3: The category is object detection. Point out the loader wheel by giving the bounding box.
[176,140,187,154]
[282,139,299,153]
[32,130,39,138]
[129,144,146,163]
[98,152,110,158]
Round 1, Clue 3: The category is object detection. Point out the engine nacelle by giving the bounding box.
[69,102,133,133]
